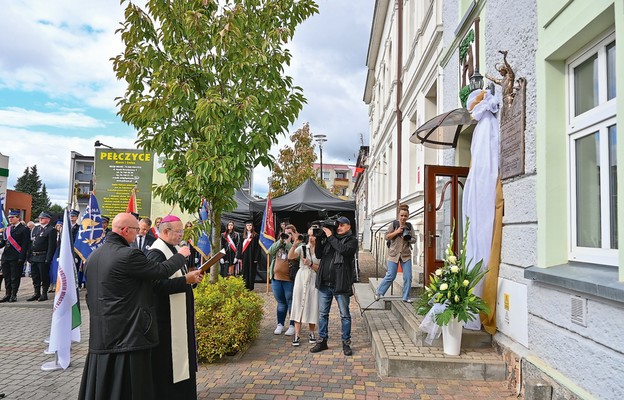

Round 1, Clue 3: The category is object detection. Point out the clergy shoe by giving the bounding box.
[0,295,11,303]
[9,296,17,303]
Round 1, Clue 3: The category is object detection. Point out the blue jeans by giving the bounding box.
[376,258,412,301]
[318,285,351,342]
[272,279,294,326]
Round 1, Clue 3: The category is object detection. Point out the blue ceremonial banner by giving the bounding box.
[259,192,275,253]
[0,194,7,229]
[74,193,106,262]
[195,199,212,258]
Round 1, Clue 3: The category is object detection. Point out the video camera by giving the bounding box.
[311,210,341,238]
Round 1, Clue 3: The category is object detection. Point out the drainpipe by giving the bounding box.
[395,0,403,211]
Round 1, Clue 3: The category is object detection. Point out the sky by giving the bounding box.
[0,0,374,207]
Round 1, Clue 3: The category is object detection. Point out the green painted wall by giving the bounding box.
[536,0,622,277]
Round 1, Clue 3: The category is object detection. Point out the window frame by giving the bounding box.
[566,30,617,265]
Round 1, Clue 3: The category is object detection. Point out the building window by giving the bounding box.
[322,171,330,181]
[568,32,617,264]
[336,171,346,179]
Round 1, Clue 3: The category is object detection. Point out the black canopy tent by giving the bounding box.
[249,178,357,235]
[220,189,256,233]
[221,180,357,283]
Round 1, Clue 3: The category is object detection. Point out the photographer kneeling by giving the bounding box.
[311,217,358,356]
[375,203,416,303]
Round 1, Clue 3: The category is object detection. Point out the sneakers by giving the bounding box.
[374,293,381,301]
[273,323,284,335]
[342,340,353,356]
[310,338,328,353]
[403,299,414,303]
[292,336,301,347]
[308,333,317,344]
[284,325,296,336]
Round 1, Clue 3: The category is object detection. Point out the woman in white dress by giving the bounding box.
[287,226,320,347]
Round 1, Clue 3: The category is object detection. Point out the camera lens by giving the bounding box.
[280,232,289,240]
[402,229,411,242]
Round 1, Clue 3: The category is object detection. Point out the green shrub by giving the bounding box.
[194,276,264,363]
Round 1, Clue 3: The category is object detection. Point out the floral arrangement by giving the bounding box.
[416,219,490,326]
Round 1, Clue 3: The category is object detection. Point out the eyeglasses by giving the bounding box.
[123,226,140,232]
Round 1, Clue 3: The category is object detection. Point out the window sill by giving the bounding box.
[524,262,624,304]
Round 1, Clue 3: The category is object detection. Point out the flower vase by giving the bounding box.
[441,317,463,355]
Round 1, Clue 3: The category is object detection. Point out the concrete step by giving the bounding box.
[360,277,506,381]
[363,309,507,380]
[369,275,423,300]
[353,282,385,310]
[369,278,492,349]
[390,300,493,349]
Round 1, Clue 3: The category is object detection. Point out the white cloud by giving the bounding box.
[0,107,104,128]
[2,128,136,207]
[0,1,126,111]
[0,0,375,202]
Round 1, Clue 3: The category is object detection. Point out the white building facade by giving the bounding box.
[362,0,623,398]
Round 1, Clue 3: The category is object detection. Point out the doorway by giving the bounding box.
[423,165,469,284]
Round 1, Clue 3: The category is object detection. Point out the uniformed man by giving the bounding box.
[101,216,111,236]
[28,211,58,301]
[70,209,81,274]
[0,210,31,302]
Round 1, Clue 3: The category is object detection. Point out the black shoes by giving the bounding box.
[310,338,328,353]
[292,336,301,347]
[342,340,353,356]
[27,294,40,302]
[0,295,10,303]
[9,296,17,303]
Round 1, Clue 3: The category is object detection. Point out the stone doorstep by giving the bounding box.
[391,300,493,349]
[363,309,507,381]
[367,278,492,349]
[369,276,422,299]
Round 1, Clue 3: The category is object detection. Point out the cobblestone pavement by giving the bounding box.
[0,252,518,399]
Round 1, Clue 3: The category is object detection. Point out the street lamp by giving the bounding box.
[313,134,327,180]
[94,140,113,149]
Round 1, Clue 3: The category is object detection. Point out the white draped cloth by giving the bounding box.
[462,90,500,331]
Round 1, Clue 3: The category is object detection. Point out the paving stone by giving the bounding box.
[0,257,518,399]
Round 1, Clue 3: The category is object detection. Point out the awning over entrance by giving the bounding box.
[409,108,475,149]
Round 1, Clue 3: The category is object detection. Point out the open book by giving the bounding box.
[199,249,226,272]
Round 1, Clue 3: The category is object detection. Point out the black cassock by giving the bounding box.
[147,245,198,400]
[237,233,260,290]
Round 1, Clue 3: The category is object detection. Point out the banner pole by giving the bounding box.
[266,254,270,294]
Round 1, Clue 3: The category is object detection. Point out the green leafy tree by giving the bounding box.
[112,0,318,281]
[49,204,64,214]
[14,167,36,194]
[14,165,51,218]
[34,184,52,217]
[271,122,325,196]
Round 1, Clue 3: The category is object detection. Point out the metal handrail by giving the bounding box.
[371,207,424,279]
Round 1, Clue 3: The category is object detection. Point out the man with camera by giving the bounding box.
[311,216,358,356]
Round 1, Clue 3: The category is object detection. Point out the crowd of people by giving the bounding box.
[0,204,415,400]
